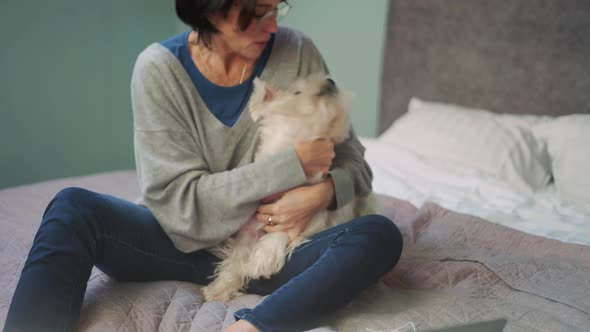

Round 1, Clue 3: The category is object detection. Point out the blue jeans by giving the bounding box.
[3,187,403,332]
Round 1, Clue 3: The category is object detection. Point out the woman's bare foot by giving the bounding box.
[224,319,259,332]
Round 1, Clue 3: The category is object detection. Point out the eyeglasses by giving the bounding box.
[255,1,291,29]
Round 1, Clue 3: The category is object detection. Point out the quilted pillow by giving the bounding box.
[379,98,552,193]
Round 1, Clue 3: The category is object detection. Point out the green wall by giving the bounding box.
[2,1,389,189]
[282,0,390,138]
[1,0,178,188]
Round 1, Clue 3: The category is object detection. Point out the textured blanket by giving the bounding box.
[1,171,589,331]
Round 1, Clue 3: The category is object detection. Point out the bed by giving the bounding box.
[2,0,590,331]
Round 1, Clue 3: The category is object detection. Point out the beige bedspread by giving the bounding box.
[1,171,589,331]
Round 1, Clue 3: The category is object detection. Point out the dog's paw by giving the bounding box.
[202,270,245,302]
[202,280,235,302]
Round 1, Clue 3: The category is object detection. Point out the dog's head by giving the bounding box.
[249,74,351,122]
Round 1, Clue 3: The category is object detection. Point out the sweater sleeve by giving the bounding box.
[299,35,375,209]
[131,48,307,253]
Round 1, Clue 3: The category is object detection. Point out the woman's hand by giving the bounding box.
[256,177,335,241]
[294,139,335,177]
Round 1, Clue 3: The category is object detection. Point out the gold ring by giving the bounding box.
[267,215,274,226]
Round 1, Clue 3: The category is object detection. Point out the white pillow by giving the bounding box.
[379,98,552,193]
[533,114,590,205]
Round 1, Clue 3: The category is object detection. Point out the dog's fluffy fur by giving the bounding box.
[202,74,378,302]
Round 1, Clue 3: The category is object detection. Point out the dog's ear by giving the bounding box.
[249,77,276,121]
[253,77,275,98]
[251,78,275,105]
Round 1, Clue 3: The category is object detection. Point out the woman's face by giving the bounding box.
[210,0,281,60]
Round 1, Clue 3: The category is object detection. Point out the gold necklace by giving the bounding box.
[195,45,248,85]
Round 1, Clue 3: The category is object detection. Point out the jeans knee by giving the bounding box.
[27,187,106,264]
[53,187,99,206]
[358,215,403,272]
[40,187,104,238]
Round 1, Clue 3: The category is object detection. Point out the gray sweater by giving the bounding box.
[131,27,373,253]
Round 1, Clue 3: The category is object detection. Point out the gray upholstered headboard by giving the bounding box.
[379,0,590,134]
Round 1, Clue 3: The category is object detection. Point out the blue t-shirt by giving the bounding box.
[160,30,274,127]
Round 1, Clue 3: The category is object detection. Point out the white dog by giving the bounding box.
[202,74,378,302]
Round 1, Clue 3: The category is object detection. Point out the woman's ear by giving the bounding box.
[207,10,224,31]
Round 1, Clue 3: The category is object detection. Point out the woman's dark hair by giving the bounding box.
[176,0,257,48]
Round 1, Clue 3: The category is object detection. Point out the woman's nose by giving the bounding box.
[260,15,279,33]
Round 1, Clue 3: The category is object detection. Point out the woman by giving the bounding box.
[3,0,403,331]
